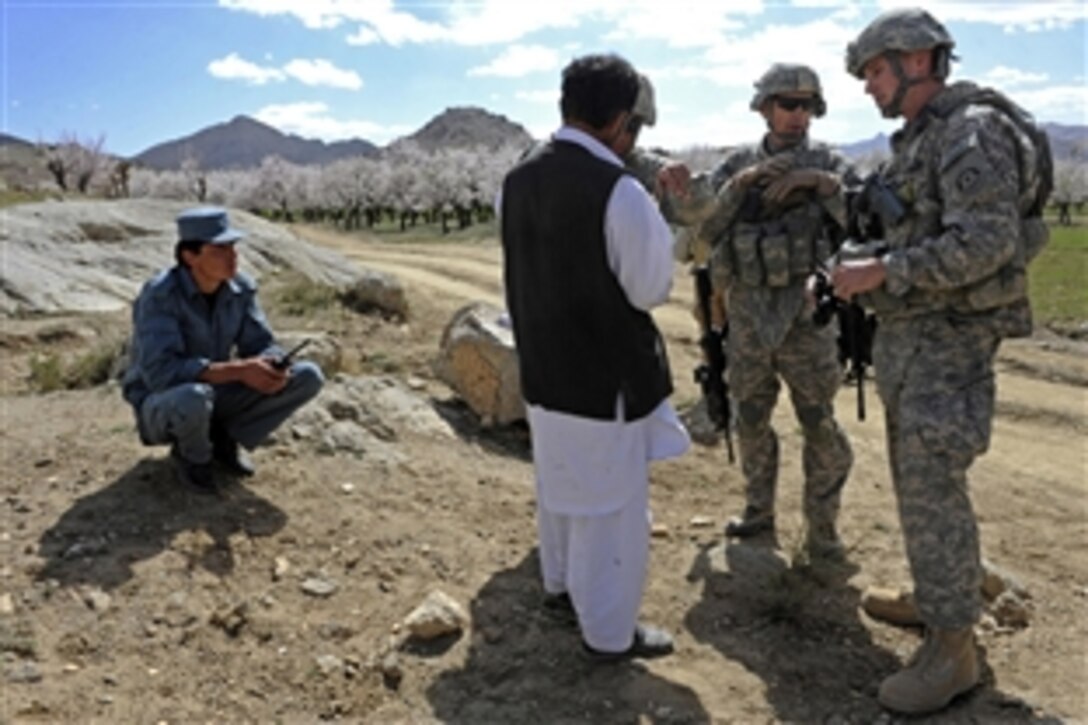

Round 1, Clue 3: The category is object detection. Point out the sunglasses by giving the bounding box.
[775,97,816,112]
[625,115,644,134]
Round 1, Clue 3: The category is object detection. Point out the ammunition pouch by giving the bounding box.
[728,201,828,288]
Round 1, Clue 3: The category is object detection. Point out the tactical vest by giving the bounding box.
[727,199,831,287]
[721,143,841,288]
[863,83,1051,334]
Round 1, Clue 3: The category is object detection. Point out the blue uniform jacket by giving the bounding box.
[121,265,282,411]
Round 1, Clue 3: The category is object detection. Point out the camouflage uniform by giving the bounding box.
[856,83,1046,628]
[702,135,853,539]
[847,21,1049,631]
[629,68,855,543]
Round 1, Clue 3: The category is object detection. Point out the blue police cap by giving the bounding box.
[176,207,245,244]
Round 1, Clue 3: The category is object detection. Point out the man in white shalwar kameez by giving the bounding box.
[500,54,690,660]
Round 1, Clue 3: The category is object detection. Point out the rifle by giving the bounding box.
[692,265,734,463]
[812,173,903,421]
[812,274,872,420]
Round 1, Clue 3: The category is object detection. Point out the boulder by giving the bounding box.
[341,268,408,320]
[433,302,524,426]
[0,199,363,315]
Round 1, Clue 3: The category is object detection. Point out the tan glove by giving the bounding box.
[728,154,793,191]
[762,169,840,204]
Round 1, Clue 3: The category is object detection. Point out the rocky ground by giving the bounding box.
[1,205,1085,723]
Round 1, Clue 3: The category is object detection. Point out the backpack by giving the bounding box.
[933,82,1054,219]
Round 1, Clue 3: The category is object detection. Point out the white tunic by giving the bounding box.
[525,126,690,517]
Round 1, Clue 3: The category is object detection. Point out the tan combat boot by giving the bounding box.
[861,586,922,626]
[878,627,980,714]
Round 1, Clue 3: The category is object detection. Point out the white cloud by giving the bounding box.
[345,26,381,45]
[283,58,364,90]
[254,102,412,144]
[654,16,859,99]
[980,65,1049,88]
[1013,84,1088,125]
[208,53,363,90]
[468,45,561,78]
[347,7,448,46]
[219,0,347,30]
[207,52,286,85]
[601,4,758,48]
[875,1,1088,32]
[220,0,761,49]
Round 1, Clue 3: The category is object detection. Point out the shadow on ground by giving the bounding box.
[431,397,532,461]
[683,540,1057,722]
[36,456,287,591]
[426,551,711,724]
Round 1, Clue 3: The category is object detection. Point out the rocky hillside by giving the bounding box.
[384,106,533,155]
[132,116,380,171]
[0,199,362,315]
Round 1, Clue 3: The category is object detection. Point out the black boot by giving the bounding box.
[211,423,255,477]
[170,447,216,492]
[725,505,775,538]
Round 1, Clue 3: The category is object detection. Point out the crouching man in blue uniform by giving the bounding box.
[122,207,324,491]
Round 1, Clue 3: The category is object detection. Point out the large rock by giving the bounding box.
[433,302,524,426]
[341,268,408,320]
[286,374,454,454]
[0,199,363,315]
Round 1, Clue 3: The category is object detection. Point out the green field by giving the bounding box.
[1028,220,1088,328]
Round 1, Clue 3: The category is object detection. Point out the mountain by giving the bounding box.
[0,132,36,149]
[1041,122,1088,161]
[132,115,379,171]
[839,123,1088,163]
[384,106,533,155]
[837,132,891,160]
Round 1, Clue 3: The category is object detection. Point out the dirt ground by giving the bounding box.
[1,223,1085,724]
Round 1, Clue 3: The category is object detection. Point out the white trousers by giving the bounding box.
[536,478,651,652]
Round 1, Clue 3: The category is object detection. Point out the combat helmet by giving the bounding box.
[846,8,956,79]
[632,73,657,126]
[750,64,826,117]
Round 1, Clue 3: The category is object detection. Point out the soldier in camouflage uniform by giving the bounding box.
[686,64,855,557]
[834,8,1051,715]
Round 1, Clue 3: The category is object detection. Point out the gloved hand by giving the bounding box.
[656,162,691,199]
[761,169,840,204]
[729,154,792,191]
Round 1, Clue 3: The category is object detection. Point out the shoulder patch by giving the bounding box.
[939,129,979,173]
[954,165,982,194]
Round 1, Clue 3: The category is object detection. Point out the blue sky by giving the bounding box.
[3,0,1086,157]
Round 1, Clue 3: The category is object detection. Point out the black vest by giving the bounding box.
[501,139,672,421]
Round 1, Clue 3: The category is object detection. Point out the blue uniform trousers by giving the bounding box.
[137,362,323,464]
